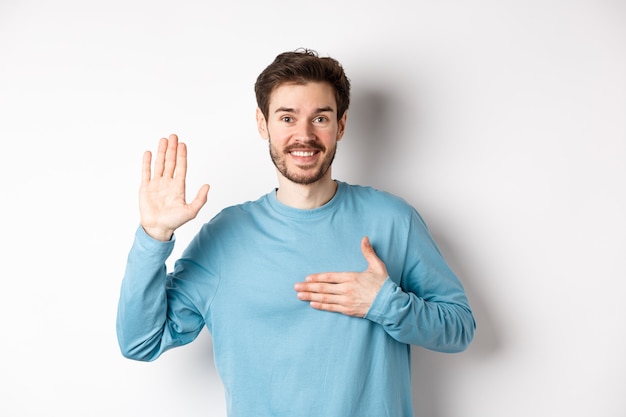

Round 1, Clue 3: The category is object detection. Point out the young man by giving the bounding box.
[116,49,475,417]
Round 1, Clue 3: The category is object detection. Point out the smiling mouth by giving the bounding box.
[290,150,317,157]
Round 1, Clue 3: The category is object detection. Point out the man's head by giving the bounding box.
[254,49,351,121]
[254,49,350,187]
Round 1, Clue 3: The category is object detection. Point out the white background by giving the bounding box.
[1,1,625,416]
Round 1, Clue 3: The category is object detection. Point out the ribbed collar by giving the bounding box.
[264,180,346,221]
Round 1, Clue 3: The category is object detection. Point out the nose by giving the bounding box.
[294,120,315,141]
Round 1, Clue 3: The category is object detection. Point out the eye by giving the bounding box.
[281,116,294,123]
[313,116,328,123]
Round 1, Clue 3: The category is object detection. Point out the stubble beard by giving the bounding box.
[268,138,337,185]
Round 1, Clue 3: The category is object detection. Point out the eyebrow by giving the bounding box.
[274,106,335,114]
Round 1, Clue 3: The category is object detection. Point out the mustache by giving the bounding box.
[284,142,325,153]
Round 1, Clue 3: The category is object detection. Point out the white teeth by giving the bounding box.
[291,151,315,157]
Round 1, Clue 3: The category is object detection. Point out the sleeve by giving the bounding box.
[115,226,206,361]
[364,209,476,353]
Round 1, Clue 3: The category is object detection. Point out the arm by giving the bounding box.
[116,228,205,361]
[116,134,210,361]
[295,210,475,353]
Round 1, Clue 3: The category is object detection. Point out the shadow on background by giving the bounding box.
[412,230,501,416]
[346,85,501,416]
[336,86,407,192]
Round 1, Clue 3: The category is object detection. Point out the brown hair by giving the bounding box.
[254,48,351,121]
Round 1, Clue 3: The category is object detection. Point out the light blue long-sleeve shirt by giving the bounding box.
[116,181,475,417]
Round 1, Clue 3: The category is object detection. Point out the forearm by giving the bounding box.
[116,227,179,361]
[365,278,475,353]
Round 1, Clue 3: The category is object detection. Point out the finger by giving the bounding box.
[309,302,350,315]
[163,134,179,178]
[305,272,347,284]
[153,137,169,177]
[298,290,344,304]
[173,141,187,180]
[296,281,344,295]
[312,301,366,318]
[188,184,210,215]
[360,236,376,258]
[141,150,152,185]
[360,236,386,272]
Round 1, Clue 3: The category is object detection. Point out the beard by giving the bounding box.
[268,138,337,185]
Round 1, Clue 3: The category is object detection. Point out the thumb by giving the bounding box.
[189,184,210,215]
[360,236,388,275]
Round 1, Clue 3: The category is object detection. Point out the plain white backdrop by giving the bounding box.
[1,1,624,416]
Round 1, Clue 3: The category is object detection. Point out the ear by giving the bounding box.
[256,108,269,140]
[336,111,348,142]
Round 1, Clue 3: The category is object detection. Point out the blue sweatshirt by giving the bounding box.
[116,181,475,417]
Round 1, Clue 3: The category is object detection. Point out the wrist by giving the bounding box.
[141,225,174,242]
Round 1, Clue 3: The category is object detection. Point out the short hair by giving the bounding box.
[254,48,351,121]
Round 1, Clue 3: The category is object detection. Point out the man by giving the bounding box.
[116,49,475,417]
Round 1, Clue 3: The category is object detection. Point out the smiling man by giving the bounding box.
[116,49,476,417]
[262,83,344,186]
[260,81,345,209]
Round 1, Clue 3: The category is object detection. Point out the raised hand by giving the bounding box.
[294,237,389,317]
[139,134,210,241]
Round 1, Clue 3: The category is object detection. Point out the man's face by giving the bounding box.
[256,82,347,185]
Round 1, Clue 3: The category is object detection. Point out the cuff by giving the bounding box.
[364,276,396,323]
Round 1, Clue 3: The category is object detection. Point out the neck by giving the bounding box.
[275,175,338,210]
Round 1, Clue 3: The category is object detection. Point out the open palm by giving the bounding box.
[139,134,210,241]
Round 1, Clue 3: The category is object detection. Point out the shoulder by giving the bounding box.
[202,192,272,230]
[340,182,415,215]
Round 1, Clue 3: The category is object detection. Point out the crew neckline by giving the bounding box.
[266,180,346,220]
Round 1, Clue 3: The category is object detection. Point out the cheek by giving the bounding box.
[266,126,290,142]
[321,130,341,144]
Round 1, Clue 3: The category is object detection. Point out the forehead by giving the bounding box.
[268,81,337,112]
